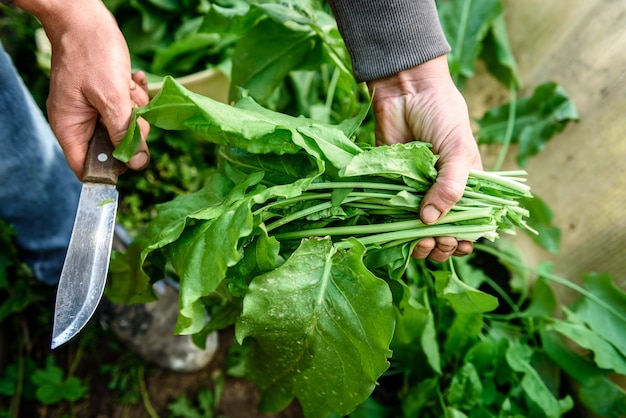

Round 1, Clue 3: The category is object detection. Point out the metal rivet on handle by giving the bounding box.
[97,153,108,162]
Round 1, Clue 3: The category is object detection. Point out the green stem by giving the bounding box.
[335,224,498,249]
[265,197,353,232]
[253,192,331,215]
[273,207,494,241]
[483,274,520,314]
[256,190,403,217]
[10,339,24,417]
[488,170,528,177]
[469,169,531,196]
[138,366,159,418]
[492,82,518,171]
[306,181,414,192]
[462,190,520,207]
[325,67,340,112]
[474,243,626,324]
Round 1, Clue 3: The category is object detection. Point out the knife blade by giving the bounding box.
[51,120,123,349]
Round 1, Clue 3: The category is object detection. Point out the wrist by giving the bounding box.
[367,55,452,98]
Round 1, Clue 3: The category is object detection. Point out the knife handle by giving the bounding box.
[82,120,123,185]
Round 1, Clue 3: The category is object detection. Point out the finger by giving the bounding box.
[454,241,474,257]
[131,71,149,105]
[427,236,458,263]
[126,72,151,170]
[419,164,468,224]
[412,237,436,260]
[419,137,479,224]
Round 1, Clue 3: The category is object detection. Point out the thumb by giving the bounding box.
[419,154,473,225]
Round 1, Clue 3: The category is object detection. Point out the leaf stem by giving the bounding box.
[492,82,518,171]
[474,243,626,324]
[307,181,413,192]
[334,224,498,250]
[469,169,531,196]
[137,366,159,418]
[273,208,495,241]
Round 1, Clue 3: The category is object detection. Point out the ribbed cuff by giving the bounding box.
[329,0,451,82]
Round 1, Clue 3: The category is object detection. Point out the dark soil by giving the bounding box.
[0,286,304,418]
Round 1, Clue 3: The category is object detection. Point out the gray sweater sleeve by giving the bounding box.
[328,0,450,82]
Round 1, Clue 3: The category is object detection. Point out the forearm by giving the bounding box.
[328,0,450,82]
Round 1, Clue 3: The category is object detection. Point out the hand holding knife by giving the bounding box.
[51,120,123,349]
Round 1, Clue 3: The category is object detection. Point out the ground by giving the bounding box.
[0,285,305,418]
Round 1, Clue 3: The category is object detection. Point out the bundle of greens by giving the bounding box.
[110,77,536,417]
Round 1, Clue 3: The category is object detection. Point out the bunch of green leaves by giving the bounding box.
[105,0,363,124]
[109,77,538,417]
[0,354,87,415]
[198,0,363,122]
[112,0,368,232]
[102,1,614,417]
[348,241,626,418]
[104,0,231,79]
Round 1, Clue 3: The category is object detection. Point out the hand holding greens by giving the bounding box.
[111,77,537,417]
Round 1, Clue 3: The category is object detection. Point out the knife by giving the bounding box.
[51,120,123,349]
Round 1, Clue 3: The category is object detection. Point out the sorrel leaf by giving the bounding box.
[236,238,394,417]
[476,82,579,166]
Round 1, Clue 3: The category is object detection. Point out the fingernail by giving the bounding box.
[129,151,149,169]
[422,205,442,224]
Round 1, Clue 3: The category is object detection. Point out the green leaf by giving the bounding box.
[505,340,573,417]
[391,282,441,374]
[169,173,265,334]
[465,336,508,376]
[235,238,394,417]
[151,32,221,75]
[31,356,87,404]
[519,195,561,253]
[115,77,302,161]
[443,313,483,362]
[434,269,499,313]
[446,362,483,410]
[108,172,237,304]
[570,273,626,359]
[117,77,361,171]
[340,142,437,188]
[199,1,253,36]
[229,16,320,102]
[479,14,520,88]
[477,82,579,167]
[234,95,362,169]
[0,276,36,321]
[541,329,626,418]
[517,275,557,319]
[217,145,323,186]
[548,308,626,375]
[437,0,503,87]
[401,377,440,417]
[168,395,203,418]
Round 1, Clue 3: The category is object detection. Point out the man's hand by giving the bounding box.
[367,55,483,262]
[15,0,150,179]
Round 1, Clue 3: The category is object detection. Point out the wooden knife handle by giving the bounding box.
[82,120,123,185]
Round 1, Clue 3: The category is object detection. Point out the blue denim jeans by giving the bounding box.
[0,41,81,285]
